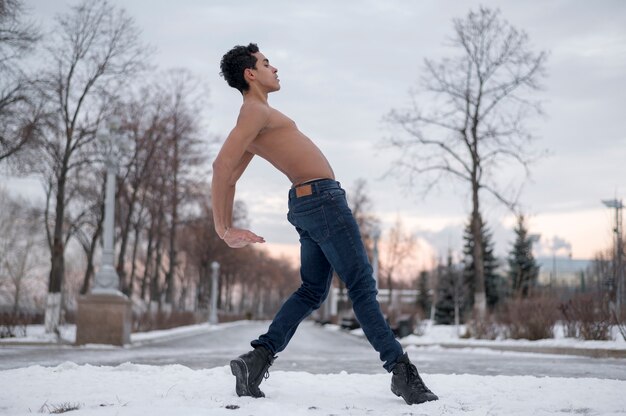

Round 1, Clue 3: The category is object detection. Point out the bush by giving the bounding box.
[559,293,612,341]
[499,295,558,340]
[466,311,500,340]
[0,311,42,338]
[132,310,200,333]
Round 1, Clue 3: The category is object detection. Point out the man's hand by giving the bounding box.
[222,227,265,248]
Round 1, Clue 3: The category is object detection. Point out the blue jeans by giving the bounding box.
[251,179,403,372]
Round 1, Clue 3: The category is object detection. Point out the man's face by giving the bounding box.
[249,51,280,92]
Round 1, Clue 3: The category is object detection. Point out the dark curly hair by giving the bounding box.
[220,43,260,93]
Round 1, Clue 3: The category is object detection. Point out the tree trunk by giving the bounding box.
[151,210,164,306]
[164,208,177,305]
[165,136,179,305]
[238,282,246,314]
[45,172,67,334]
[117,179,142,295]
[127,215,142,298]
[217,270,223,310]
[79,223,101,295]
[11,259,25,315]
[141,215,155,301]
[12,280,21,315]
[387,272,394,307]
[471,181,486,317]
[80,178,106,295]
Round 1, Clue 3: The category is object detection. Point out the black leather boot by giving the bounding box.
[391,353,438,405]
[230,346,276,398]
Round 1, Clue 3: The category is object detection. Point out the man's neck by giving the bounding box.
[243,87,269,104]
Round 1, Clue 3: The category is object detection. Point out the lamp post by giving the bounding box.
[372,224,381,292]
[210,261,220,324]
[528,233,541,291]
[602,199,623,313]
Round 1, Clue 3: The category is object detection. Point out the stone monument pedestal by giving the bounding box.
[76,294,132,346]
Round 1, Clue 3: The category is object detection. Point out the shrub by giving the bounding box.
[559,293,612,341]
[0,311,42,338]
[466,311,500,340]
[132,310,200,333]
[499,295,558,340]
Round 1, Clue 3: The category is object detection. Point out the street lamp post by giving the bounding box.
[372,224,381,292]
[528,234,541,291]
[602,199,624,313]
[210,261,220,325]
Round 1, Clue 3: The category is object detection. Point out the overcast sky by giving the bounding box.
[10,0,626,265]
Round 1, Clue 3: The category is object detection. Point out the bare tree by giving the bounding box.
[380,216,417,307]
[384,7,547,316]
[0,0,40,163]
[348,178,380,259]
[333,179,381,314]
[177,184,223,311]
[158,69,208,305]
[27,0,150,333]
[98,69,209,309]
[0,189,46,315]
[114,82,169,296]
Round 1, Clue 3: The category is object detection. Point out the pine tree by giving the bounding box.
[462,216,502,311]
[434,252,459,325]
[508,215,540,297]
[416,271,432,318]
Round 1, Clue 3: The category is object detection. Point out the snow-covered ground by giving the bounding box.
[0,322,244,345]
[0,362,626,416]
[4,320,625,353]
[1,321,626,415]
[1,361,625,416]
[340,322,626,354]
[0,324,77,344]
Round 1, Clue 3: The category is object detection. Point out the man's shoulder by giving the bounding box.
[236,100,271,126]
[240,100,271,116]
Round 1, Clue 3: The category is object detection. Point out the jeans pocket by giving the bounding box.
[290,205,330,243]
[327,188,346,200]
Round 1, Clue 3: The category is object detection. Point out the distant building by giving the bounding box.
[535,257,590,287]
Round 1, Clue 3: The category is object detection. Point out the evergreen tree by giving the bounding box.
[508,215,540,297]
[416,271,432,318]
[434,252,459,325]
[462,216,502,311]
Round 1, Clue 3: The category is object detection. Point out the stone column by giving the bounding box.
[76,118,131,346]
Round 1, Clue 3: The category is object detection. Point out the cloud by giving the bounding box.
[19,0,626,265]
[539,236,573,257]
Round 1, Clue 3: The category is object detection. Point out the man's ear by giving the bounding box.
[244,68,255,82]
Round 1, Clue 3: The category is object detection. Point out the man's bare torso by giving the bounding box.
[245,104,335,186]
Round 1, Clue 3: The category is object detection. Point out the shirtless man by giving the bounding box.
[212,43,438,406]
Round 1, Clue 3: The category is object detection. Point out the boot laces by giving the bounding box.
[262,355,274,380]
[406,363,427,392]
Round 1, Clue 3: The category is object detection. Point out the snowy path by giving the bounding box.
[1,321,625,380]
[1,362,625,415]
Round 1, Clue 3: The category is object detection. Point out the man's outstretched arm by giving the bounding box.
[212,103,269,248]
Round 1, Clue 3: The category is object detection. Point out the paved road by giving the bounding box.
[1,321,625,380]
